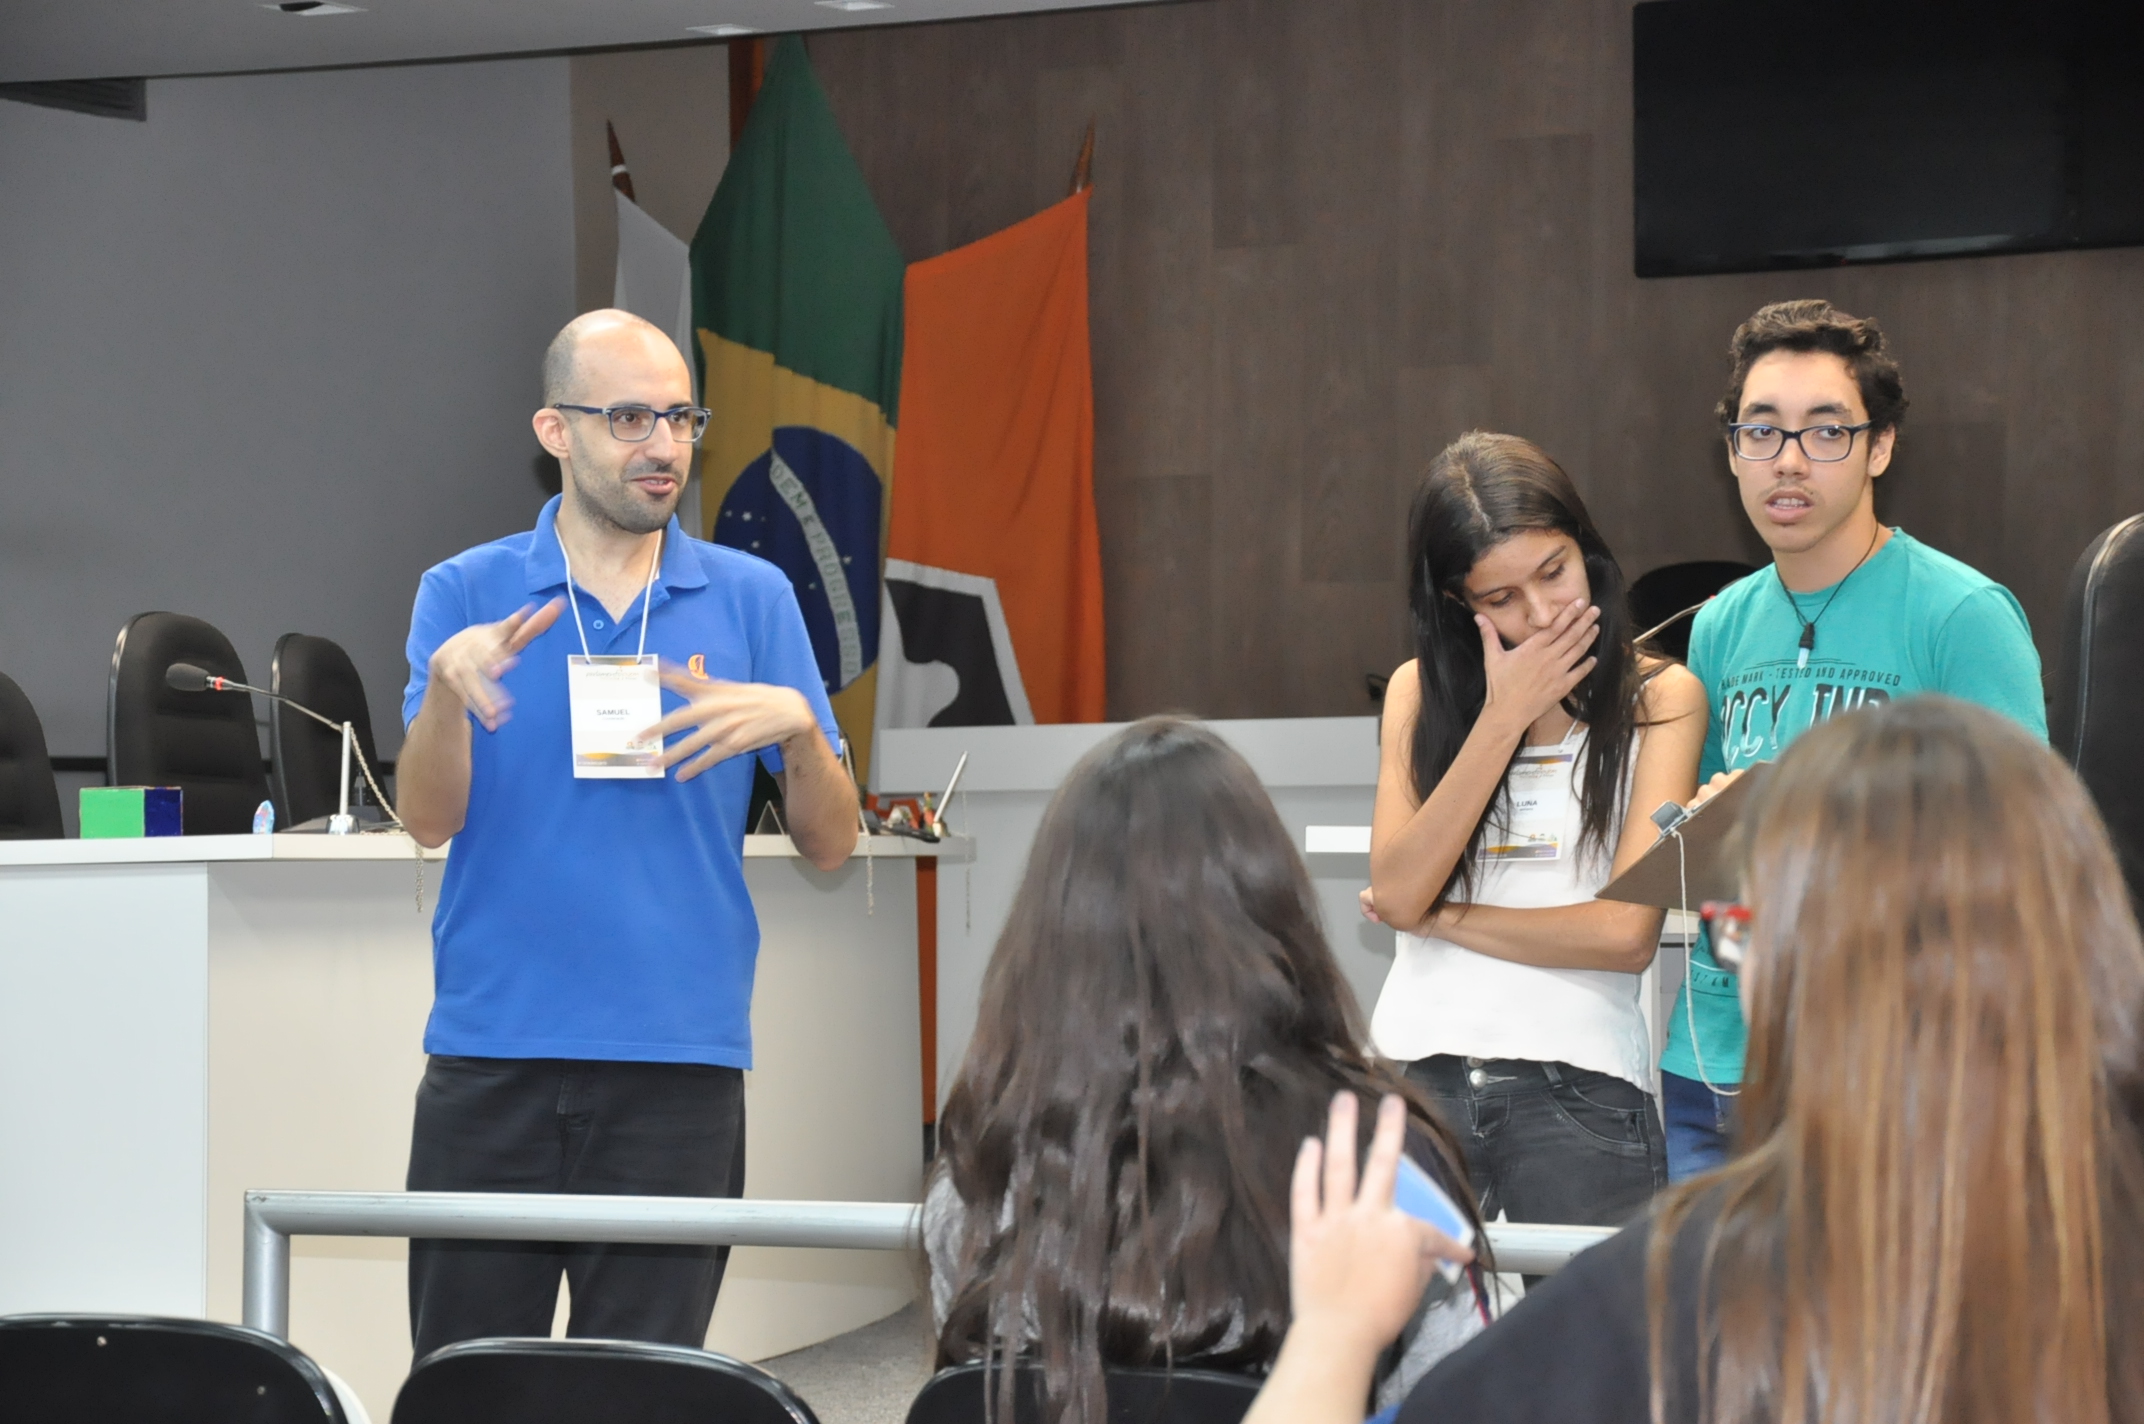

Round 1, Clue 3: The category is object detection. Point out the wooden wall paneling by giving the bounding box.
[1396,0,1495,368]
[2109,262,2144,533]
[1486,0,1602,140]
[1995,253,2125,639]
[1875,421,2008,588]
[1577,0,1685,576]
[1395,364,1495,480]
[945,22,1043,250]
[1296,0,1403,592]
[1487,134,1596,489]
[812,25,955,263]
[1287,581,1407,716]
[1032,65,1120,214]
[1097,2,1217,718]
[1210,0,1307,251]
[1100,477,1215,715]
[1009,5,1124,74]
[1589,289,1775,580]
[1207,244,1305,717]
[1105,1,1217,489]
[1841,256,2012,590]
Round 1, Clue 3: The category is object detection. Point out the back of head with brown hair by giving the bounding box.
[1649,696,2144,1424]
[1716,299,1909,434]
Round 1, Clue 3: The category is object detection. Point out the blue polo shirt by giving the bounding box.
[402,496,839,1068]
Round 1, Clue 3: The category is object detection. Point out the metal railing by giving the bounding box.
[241,1189,1615,1339]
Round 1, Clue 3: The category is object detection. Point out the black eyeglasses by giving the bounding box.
[555,403,711,444]
[1726,422,1872,462]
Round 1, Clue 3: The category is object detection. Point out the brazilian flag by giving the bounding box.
[690,35,904,779]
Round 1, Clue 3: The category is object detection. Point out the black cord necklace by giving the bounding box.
[1780,523,1883,669]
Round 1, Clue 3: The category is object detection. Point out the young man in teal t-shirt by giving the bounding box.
[1662,300,2046,1181]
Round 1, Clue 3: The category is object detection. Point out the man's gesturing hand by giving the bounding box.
[427,598,564,732]
[645,666,820,782]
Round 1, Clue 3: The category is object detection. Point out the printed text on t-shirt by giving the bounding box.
[1719,660,1896,764]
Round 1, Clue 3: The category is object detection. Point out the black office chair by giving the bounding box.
[0,671,63,839]
[905,1362,1260,1424]
[0,1313,351,1423]
[271,632,382,829]
[2050,513,2144,912]
[108,611,270,835]
[1628,560,1759,662]
[391,1337,821,1424]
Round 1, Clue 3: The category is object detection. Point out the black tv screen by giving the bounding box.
[1633,0,2144,277]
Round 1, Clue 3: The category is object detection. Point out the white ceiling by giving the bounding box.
[0,0,1169,85]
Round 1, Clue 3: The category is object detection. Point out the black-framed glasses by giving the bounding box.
[555,403,711,444]
[1726,421,1872,462]
[1700,900,1752,972]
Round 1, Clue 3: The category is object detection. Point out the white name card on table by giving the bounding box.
[1305,824,1372,854]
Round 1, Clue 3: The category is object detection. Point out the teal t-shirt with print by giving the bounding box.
[1659,529,2046,1085]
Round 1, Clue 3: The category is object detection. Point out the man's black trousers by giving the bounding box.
[406,1055,747,1361]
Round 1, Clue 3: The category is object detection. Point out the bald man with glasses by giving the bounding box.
[394,309,858,1357]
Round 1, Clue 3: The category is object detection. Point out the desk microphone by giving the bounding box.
[167,662,341,731]
[165,662,399,835]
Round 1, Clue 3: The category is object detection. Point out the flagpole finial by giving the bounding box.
[1069,121,1095,195]
[606,120,637,201]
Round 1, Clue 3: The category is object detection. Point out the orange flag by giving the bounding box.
[873,189,1105,731]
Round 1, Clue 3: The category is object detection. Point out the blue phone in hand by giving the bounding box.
[1393,1154,1475,1282]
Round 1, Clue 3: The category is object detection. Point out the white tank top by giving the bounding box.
[1369,724,1654,1091]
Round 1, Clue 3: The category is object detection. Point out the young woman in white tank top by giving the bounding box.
[1365,432,1705,1236]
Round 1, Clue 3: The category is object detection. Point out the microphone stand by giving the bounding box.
[263,692,370,833]
[170,667,400,836]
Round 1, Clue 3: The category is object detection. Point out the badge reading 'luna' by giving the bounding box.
[687,654,708,680]
[713,426,882,695]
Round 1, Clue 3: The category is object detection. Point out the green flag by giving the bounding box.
[691,35,905,777]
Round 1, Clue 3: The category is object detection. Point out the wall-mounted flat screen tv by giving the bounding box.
[1633,0,2144,277]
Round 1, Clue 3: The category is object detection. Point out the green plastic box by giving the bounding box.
[80,786,184,838]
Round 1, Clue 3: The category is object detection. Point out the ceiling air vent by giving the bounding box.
[0,78,147,121]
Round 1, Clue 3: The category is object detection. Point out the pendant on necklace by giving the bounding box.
[1797,623,1816,670]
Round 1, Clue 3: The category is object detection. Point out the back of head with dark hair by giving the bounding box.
[932,717,1480,1424]
[1716,299,1908,434]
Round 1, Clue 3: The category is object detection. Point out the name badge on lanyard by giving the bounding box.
[1479,745,1575,862]
[557,525,665,780]
[567,655,662,778]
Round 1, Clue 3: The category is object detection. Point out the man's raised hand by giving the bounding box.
[644,666,819,783]
[427,597,564,732]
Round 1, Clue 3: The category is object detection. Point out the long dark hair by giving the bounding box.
[932,717,1481,1424]
[1647,697,2144,1423]
[1407,431,1645,910]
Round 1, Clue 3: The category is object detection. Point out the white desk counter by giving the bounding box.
[0,830,966,1419]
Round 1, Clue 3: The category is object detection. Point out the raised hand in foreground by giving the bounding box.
[1240,1092,1474,1424]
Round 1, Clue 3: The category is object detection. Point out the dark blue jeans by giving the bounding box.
[1660,1069,1737,1182]
[406,1056,746,1361]
[1405,1056,1664,1230]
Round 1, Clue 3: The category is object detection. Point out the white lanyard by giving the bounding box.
[557,526,661,657]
